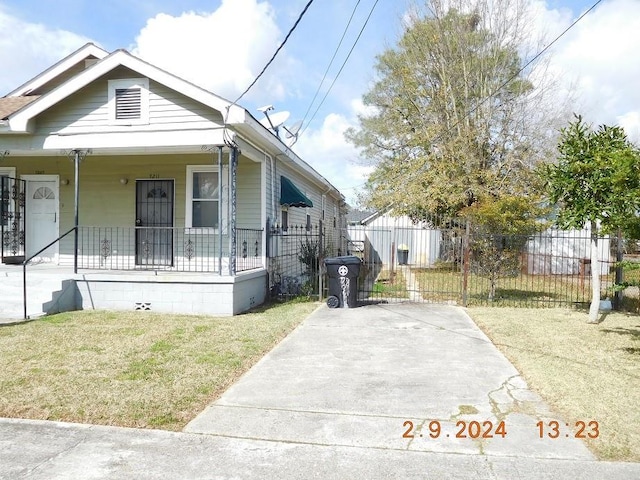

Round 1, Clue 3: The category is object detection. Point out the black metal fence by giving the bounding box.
[348,220,624,308]
[1,177,26,262]
[266,221,345,300]
[77,226,263,273]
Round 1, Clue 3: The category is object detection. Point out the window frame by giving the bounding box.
[108,78,149,125]
[185,165,222,232]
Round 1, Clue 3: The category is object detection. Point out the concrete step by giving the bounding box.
[0,272,72,320]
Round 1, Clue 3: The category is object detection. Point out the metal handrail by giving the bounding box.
[22,227,77,320]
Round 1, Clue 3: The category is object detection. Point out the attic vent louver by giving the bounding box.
[115,87,141,119]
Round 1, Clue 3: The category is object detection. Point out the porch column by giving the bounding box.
[73,150,80,274]
[71,149,90,274]
[229,146,238,275]
[218,146,223,275]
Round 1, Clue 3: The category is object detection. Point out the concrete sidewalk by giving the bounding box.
[1,303,639,479]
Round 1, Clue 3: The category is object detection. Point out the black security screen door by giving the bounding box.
[135,180,174,266]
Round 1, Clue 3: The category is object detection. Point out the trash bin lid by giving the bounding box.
[324,255,362,266]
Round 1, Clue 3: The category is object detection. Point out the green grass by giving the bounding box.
[469,307,640,462]
[371,269,409,298]
[0,301,318,431]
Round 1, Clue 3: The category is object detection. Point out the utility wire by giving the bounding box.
[233,0,315,105]
[300,0,380,137]
[343,0,603,197]
[300,0,362,127]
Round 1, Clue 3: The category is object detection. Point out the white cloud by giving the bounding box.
[131,0,295,103]
[295,108,368,206]
[549,0,640,142]
[0,7,91,95]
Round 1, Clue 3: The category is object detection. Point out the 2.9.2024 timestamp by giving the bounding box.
[536,420,599,439]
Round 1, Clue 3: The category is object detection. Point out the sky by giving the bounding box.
[1,0,639,206]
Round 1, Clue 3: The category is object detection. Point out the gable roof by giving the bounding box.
[0,96,40,120]
[6,47,246,132]
[6,43,108,97]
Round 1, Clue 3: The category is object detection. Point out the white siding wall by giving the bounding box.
[35,69,223,135]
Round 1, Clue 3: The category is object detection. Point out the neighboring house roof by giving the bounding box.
[361,210,385,225]
[0,96,40,120]
[346,207,375,225]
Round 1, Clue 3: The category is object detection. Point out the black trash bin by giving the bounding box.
[324,255,361,308]
[397,244,409,265]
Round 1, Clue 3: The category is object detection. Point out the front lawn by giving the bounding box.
[469,307,640,462]
[0,301,317,431]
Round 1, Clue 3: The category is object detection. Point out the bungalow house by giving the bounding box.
[0,43,345,317]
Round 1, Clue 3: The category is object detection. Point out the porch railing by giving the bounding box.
[76,226,263,273]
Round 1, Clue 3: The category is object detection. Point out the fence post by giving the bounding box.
[462,220,470,307]
[614,229,623,310]
[318,220,324,302]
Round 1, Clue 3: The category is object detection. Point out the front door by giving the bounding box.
[135,180,174,266]
[24,176,59,262]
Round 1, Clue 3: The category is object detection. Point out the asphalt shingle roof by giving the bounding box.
[0,96,40,120]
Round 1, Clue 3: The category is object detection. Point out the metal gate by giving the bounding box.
[135,180,174,266]
[1,177,26,262]
[353,224,464,304]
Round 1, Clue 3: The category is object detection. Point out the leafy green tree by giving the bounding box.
[544,115,640,322]
[462,196,547,301]
[346,0,564,219]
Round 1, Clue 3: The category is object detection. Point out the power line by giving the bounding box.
[233,0,315,105]
[300,0,362,127]
[345,0,604,199]
[300,0,380,137]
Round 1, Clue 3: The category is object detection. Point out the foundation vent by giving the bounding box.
[135,302,151,311]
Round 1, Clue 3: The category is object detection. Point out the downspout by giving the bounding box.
[229,146,238,275]
[217,146,223,275]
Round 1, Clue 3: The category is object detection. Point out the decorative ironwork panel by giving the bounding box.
[1,176,26,260]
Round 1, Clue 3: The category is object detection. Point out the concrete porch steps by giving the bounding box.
[0,267,73,322]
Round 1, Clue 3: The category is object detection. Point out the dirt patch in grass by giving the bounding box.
[468,307,640,462]
[0,301,318,431]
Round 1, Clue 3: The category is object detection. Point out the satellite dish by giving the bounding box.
[282,120,302,139]
[282,120,303,147]
[268,111,290,129]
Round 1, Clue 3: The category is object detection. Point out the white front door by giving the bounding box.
[24,176,59,262]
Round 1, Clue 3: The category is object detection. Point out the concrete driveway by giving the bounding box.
[2,303,639,479]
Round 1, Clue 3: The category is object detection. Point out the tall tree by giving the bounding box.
[346,0,565,219]
[544,115,640,323]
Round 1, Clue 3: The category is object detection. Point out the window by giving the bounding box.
[108,78,149,124]
[282,210,289,232]
[186,166,222,229]
[306,213,311,231]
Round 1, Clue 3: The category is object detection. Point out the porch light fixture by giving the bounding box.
[120,178,128,185]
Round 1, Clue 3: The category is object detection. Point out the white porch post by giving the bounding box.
[73,150,80,274]
[217,146,224,275]
[229,146,238,275]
